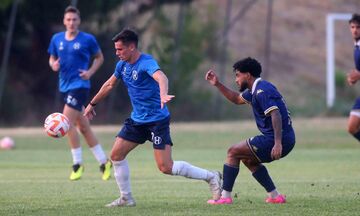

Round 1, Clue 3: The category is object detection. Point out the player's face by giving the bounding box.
[235,71,249,92]
[350,22,360,41]
[63,12,80,34]
[114,41,135,62]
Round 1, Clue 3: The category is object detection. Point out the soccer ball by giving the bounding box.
[0,136,15,150]
[44,113,70,138]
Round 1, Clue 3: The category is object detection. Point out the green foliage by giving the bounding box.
[335,69,346,89]
[148,5,219,120]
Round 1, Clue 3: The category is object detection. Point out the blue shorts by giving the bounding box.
[247,130,295,163]
[117,116,173,150]
[352,97,360,110]
[61,88,89,111]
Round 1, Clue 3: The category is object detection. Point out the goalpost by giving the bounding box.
[326,13,352,108]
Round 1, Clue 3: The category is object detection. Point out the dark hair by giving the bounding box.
[112,29,139,47]
[64,6,80,16]
[233,57,262,77]
[349,13,360,25]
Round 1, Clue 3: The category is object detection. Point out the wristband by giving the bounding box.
[89,102,97,107]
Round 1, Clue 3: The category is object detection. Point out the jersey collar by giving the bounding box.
[251,78,262,94]
[354,40,360,47]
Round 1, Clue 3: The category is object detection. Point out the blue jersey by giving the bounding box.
[48,31,101,92]
[113,54,170,123]
[354,42,360,71]
[240,78,293,137]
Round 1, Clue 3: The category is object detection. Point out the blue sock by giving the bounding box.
[252,165,275,192]
[222,164,239,192]
[352,131,360,142]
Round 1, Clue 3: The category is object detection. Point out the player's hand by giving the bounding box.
[271,142,282,160]
[160,94,175,109]
[205,69,219,86]
[79,69,91,80]
[83,104,96,120]
[347,69,359,86]
[51,58,60,72]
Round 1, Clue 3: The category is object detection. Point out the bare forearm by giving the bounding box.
[90,80,114,105]
[215,82,243,104]
[88,54,104,76]
[271,110,282,144]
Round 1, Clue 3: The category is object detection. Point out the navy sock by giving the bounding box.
[252,165,276,192]
[222,164,239,192]
[353,131,360,142]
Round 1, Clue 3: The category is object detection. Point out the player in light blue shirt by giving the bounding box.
[84,29,221,207]
[206,57,295,205]
[47,6,111,181]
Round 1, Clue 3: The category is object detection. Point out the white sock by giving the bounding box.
[268,189,279,198]
[113,159,132,197]
[90,144,107,164]
[71,147,82,165]
[221,190,232,198]
[171,161,213,180]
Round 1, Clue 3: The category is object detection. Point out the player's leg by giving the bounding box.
[150,117,221,200]
[348,113,360,141]
[208,140,255,205]
[63,104,84,180]
[153,145,221,200]
[106,136,138,207]
[76,112,111,180]
[348,97,360,141]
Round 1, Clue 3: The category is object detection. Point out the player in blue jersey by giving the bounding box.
[83,29,221,207]
[347,14,360,142]
[48,6,111,181]
[205,57,295,205]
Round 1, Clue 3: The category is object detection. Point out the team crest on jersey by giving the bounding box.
[73,42,81,50]
[256,89,264,95]
[59,41,64,50]
[132,70,138,80]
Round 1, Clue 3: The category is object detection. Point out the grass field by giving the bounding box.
[1,118,360,216]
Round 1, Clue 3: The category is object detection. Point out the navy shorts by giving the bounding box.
[117,116,173,150]
[61,88,90,111]
[352,97,360,110]
[247,130,295,163]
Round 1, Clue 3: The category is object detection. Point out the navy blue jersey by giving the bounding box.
[240,78,293,137]
[114,53,170,123]
[48,31,101,92]
[354,42,360,71]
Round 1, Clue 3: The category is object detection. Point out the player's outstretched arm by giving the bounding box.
[84,75,118,120]
[152,70,175,108]
[205,69,246,105]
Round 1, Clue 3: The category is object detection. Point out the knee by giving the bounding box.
[77,124,89,134]
[157,163,173,175]
[227,146,239,159]
[110,150,126,161]
[348,125,358,135]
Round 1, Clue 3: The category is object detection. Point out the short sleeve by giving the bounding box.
[48,36,58,57]
[113,61,124,79]
[255,89,279,115]
[88,35,101,56]
[240,89,252,104]
[144,59,160,76]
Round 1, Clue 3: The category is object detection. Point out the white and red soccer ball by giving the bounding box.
[44,113,70,138]
[0,136,15,150]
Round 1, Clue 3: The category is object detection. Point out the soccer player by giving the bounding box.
[205,57,295,204]
[83,29,221,207]
[48,6,112,181]
[347,14,360,142]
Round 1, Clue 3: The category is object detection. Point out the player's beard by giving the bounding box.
[238,81,248,92]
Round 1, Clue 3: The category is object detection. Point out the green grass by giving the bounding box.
[1,118,360,215]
